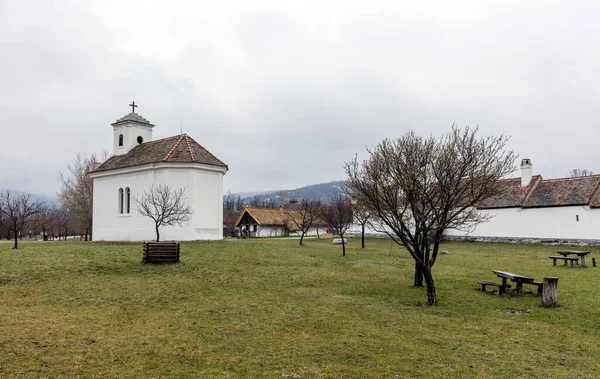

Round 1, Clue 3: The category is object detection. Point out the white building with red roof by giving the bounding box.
[446,159,600,243]
[89,105,228,241]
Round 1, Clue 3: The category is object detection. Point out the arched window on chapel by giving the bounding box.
[118,134,124,147]
[118,188,124,214]
[126,187,131,214]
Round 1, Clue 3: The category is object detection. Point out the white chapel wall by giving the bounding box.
[93,165,224,241]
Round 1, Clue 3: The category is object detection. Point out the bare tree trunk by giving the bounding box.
[414,261,424,287]
[155,225,160,242]
[299,231,305,245]
[13,233,18,249]
[88,222,92,241]
[361,224,365,248]
[422,264,437,304]
[84,229,88,241]
[341,233,346,256]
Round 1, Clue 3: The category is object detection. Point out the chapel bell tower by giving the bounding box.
[112,102,154,155]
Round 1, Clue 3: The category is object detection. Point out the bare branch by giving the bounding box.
[320,193,353,256]
[132,185,193,242]
[568,168,594,177]
[285,200,321,245]
[0,190,45,249]
[345,125,515,304]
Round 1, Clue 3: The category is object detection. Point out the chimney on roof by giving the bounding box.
[521,158,533,187]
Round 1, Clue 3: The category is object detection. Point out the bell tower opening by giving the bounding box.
[111,102,154,155]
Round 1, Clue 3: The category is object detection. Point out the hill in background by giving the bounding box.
[238,180,347,205]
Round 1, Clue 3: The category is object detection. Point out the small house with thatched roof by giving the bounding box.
[234,206,320,238]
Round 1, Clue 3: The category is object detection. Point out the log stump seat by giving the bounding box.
[143,242,180,264]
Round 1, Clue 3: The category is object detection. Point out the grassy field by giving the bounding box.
[1,237,600,378]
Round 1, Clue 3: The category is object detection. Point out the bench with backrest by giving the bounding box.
[143,242,180,263]
[548,256,579,267]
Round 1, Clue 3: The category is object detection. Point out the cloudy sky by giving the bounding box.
[1,0,600,197]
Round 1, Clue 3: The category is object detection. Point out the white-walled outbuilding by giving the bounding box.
[445,159,600,243]
[90,107,227,241]
[234,206,320,238]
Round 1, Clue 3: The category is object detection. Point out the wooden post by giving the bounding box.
[593,258,596,267]
[541,277,558,308]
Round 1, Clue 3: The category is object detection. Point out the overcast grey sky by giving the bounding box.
[1,0,600,197]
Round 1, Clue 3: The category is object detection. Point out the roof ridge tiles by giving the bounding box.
[184,134,195,161]
[541,175,600,183]
[587,179,600,205]
[163,134,186,161]
[521,175,542,205]
[185,134,228,167]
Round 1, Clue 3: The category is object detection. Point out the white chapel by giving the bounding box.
[89,103,228,241]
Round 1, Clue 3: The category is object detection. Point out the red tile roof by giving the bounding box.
[477,174,600,209]
[477,176,541,209]
[523,175,600,208]
[92,134,227,173]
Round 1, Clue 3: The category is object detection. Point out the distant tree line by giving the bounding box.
[569,168,594,177]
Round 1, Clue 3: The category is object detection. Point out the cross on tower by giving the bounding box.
[129,101,138,113]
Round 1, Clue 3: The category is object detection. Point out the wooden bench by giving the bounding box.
[548,256,579,267]
[143,242,180,263]
[528,281,544,297]
[477,280,512,292]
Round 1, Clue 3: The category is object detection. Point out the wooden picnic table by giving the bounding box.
[492,270,536,296]
[556,250,590,266]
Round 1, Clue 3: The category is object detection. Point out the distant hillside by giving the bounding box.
[239,181,347,205]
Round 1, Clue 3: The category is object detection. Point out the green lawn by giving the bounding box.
[1,238,599,378]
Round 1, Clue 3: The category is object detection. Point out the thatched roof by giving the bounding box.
[234,207,305,231]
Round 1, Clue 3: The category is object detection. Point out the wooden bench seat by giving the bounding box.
[477,280,512,292]
[548,256,579,267]
[143,242,180,263]
[528,281,544,296]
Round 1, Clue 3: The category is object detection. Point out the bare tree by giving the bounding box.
[58,152,106,241]
[223,191,236,211]
[0,191,45,249]
[353,201,371,249]
[36,204,59,241]
[320,193,354,256]
[234,196,244,212]
[250,195,261,207]
[286,200,321,246]
[132,185,193,242]
[56,203,72,240]
[345,126,515,304]
[568,169,594,177]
